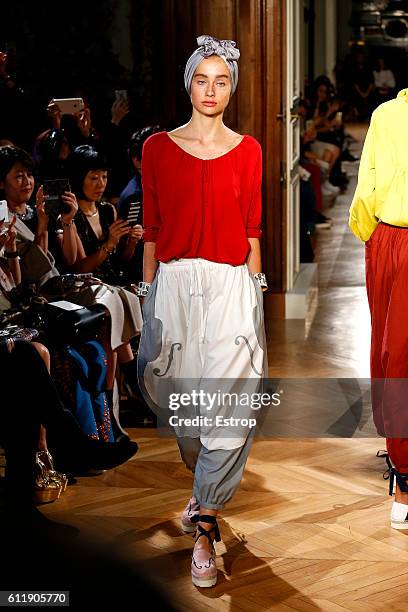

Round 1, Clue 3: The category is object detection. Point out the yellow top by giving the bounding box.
[349,88,408,242]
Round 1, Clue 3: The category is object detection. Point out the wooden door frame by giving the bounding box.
[262,0,286,320]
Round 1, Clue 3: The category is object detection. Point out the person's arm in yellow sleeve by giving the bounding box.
[349,111,378,242]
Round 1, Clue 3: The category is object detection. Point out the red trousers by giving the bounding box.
[366,222,408,472]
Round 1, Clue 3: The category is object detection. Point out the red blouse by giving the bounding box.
[141,131,262,266]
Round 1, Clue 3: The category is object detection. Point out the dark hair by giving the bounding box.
[0,145,35,182]
[128,125,162,161]
[68,145,109,198]
[33,129,69,164]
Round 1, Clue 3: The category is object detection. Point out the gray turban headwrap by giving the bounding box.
[184,35,240,96]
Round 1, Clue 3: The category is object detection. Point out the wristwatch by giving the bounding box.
[253,272,268,290]
[136,281,151,297]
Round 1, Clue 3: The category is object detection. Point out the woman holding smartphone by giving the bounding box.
[66,145,144,408]
[137,35,268,588]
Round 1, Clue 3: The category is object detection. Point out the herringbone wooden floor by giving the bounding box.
[41,125,407,611]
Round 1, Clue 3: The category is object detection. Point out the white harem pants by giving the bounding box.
[137,258,267,509]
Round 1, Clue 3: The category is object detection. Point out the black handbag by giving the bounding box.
[42,302,107,346]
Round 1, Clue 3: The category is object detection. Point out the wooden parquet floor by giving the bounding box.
[41,125,407,611]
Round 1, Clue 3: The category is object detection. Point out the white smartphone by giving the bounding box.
[305,119,314,131]
[115,89,128,103]
[51,97,85,115]
[0,200,9,235]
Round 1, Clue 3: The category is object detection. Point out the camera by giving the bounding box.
[43,179,71,218]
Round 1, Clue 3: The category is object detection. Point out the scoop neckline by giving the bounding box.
[165,131,247,161]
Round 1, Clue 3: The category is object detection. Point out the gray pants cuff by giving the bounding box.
[193,495,224,511]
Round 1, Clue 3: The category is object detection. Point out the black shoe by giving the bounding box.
[121,358,144,401]
[66,438,139,473]
[120,397,157,428]
[330,174,349,188]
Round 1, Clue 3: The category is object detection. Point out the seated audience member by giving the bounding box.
[373,57,396,107]
[0,340,138,515]
[0,219,138,504]
[309,82,350,190]
[47,95,131,203]
[66,145,143,402]
[349,51,374,121]
[0,145,143,414]
[32,128,71,183]
[299,100,339,200]
[117,125,161,282]
[46,97,99,151]
[0,145,78,280]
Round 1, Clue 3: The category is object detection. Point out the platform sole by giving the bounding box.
[191,574,217,588]
[391,520,408,530]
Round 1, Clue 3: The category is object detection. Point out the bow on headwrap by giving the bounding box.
[184,35,240,96]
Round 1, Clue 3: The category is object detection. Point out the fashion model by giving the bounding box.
[137,35,268,587]
[349,87,408,530]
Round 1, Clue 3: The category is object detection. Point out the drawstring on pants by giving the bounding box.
[189,260,205,343]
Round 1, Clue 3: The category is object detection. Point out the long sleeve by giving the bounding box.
[246,144,263,238]
[141,138,161,242]
[349,111,378,242]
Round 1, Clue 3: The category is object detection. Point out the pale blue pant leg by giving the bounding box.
[177,428,255,510]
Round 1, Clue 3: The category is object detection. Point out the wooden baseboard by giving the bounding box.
[264,292,286,321]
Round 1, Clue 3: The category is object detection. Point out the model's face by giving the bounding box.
[82,169,108,202]
[0,161,35,205]
[317,85,328,100]
[190,55,232,116]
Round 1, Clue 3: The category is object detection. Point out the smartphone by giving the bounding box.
[335,111,343,123]
[43,179,71,218]
[115,90,128,103]
[0,200,9,235]
[51,97,85,115]
[127,201,141,227]
[305,119,314,131]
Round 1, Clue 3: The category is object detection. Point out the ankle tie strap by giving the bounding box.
[388,466,408,496]
[192,514,221,543]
